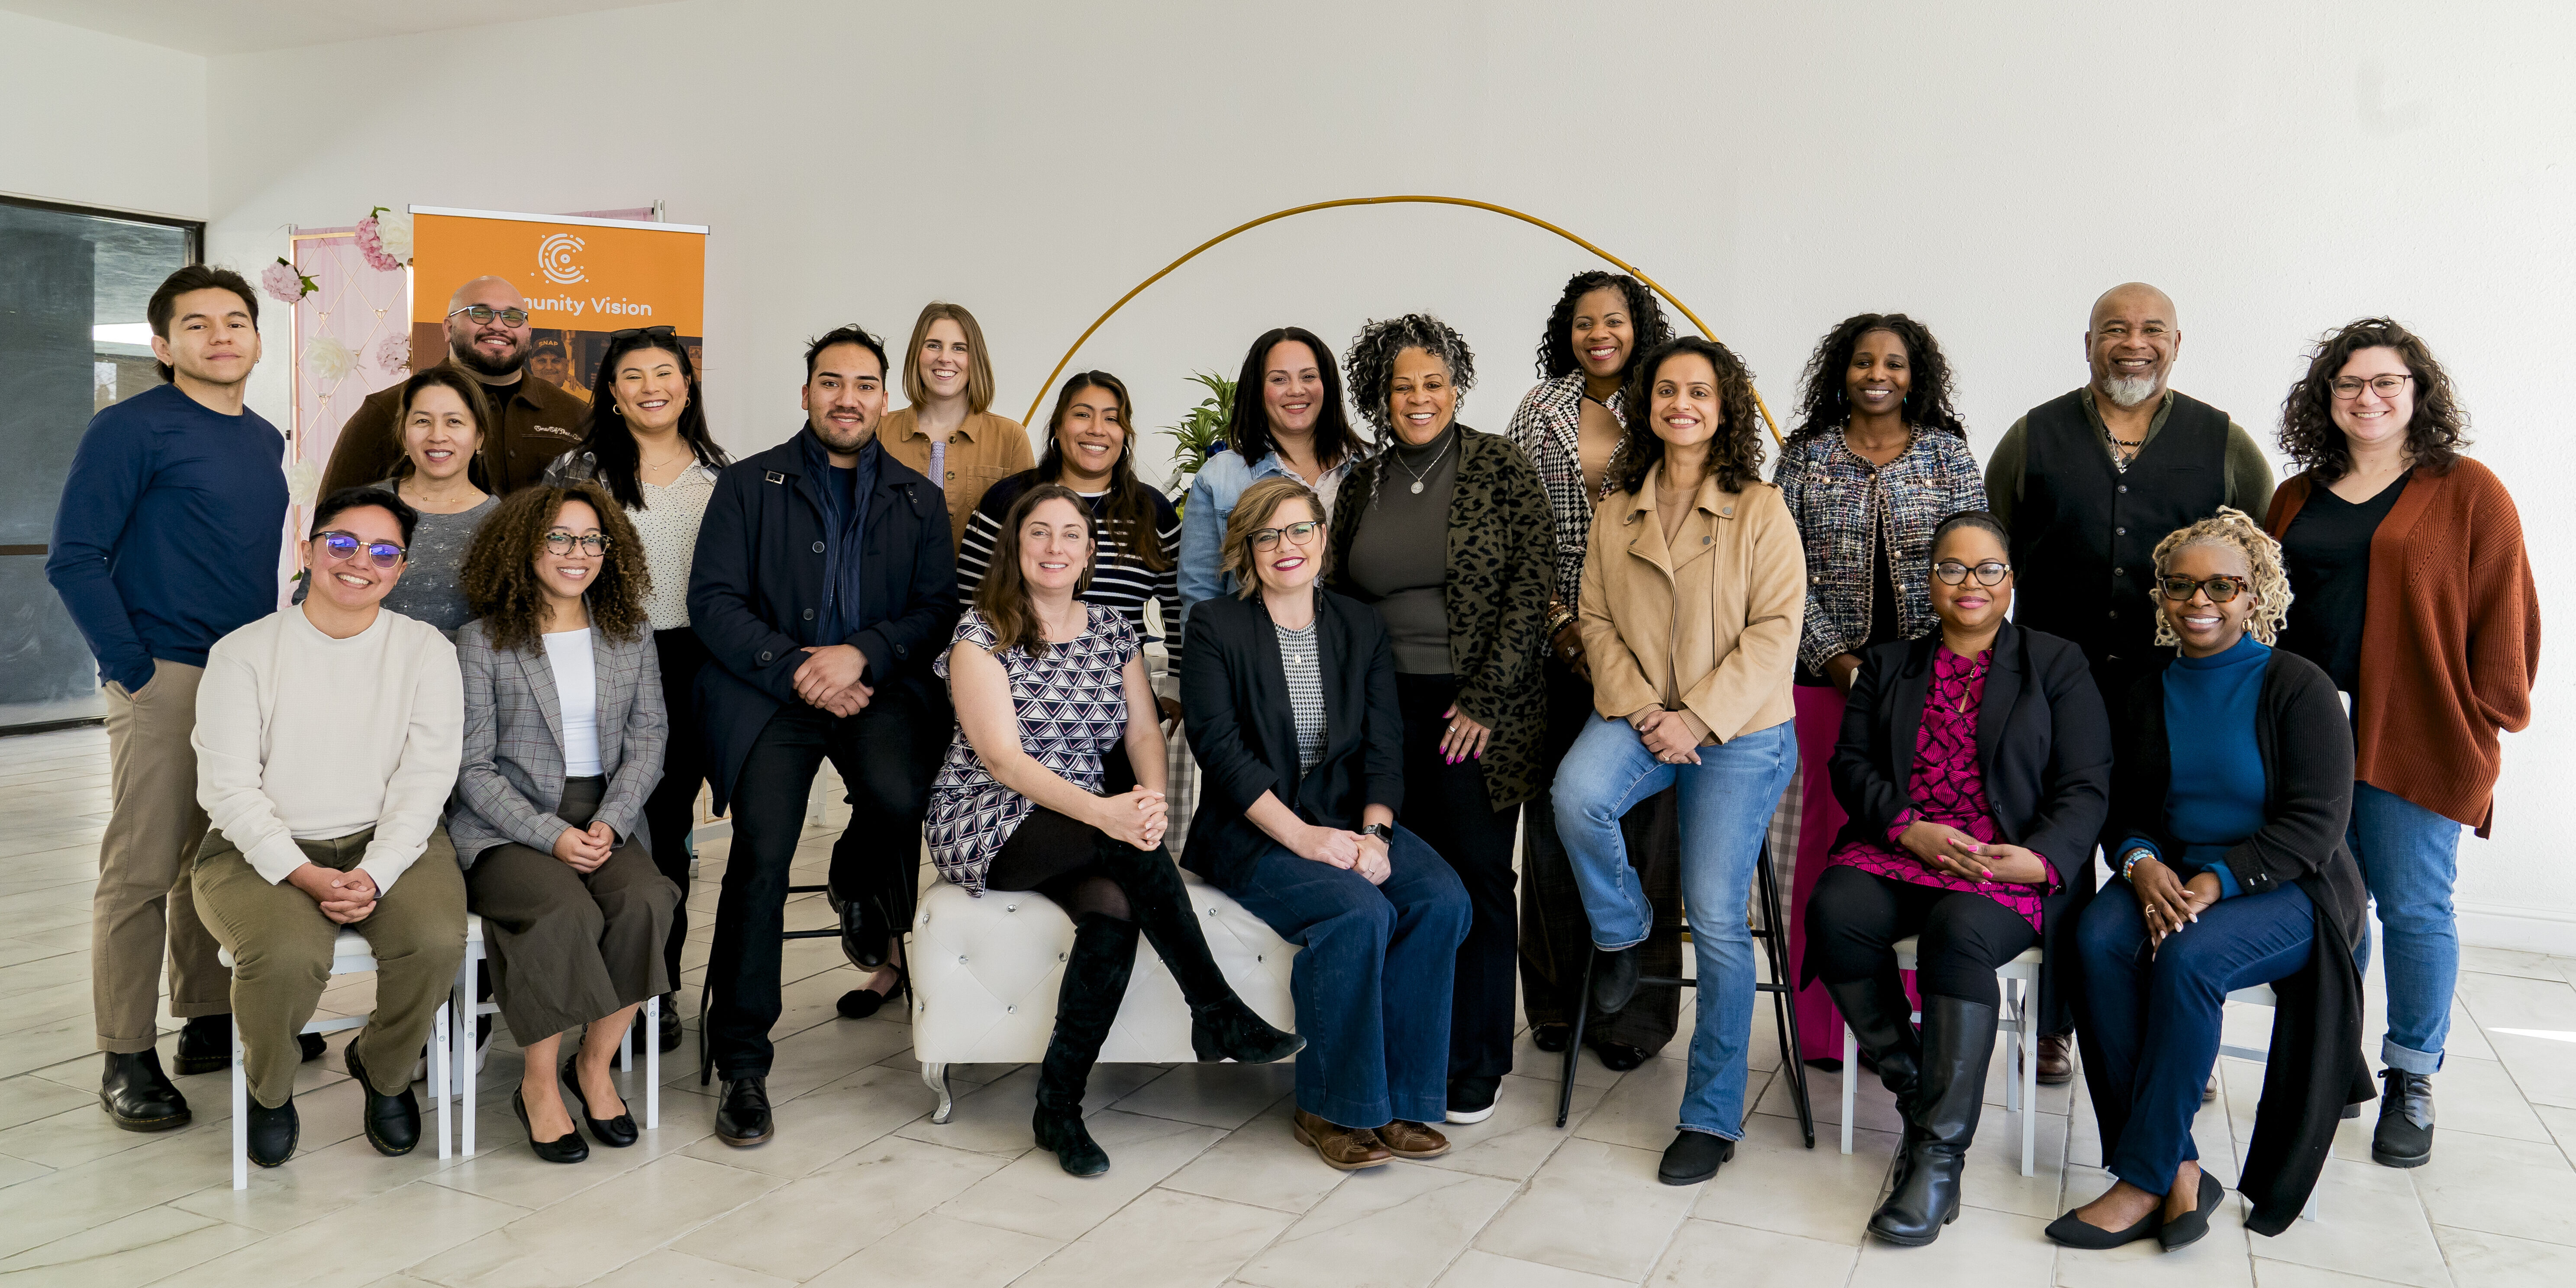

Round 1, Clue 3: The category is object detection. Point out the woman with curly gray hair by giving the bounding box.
[1327,313,1554,1125]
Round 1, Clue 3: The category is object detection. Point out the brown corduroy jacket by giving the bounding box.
[879,408,1035,551]
[2266,458,2538,836]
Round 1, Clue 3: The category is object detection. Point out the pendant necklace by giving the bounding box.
[1393,429,1453,495]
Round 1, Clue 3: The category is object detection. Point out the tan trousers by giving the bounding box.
[95,659,229,1052]
[192,826,467,1107]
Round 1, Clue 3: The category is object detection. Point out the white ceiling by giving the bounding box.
[0,0,678,56]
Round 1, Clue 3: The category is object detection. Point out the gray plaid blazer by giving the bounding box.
[447,619,667,865]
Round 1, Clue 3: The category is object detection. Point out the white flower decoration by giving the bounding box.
[306,335,358,382]
[374,208,413,264]
[286,459,322,507]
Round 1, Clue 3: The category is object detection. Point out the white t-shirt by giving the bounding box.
[544,627,603,776]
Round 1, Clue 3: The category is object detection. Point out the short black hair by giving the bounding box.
[804,325,890,382]
[312,485,419,548]
[146,265,261,384]
[1930,510,2009,557]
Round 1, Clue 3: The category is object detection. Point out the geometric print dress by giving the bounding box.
[926,604,1138,895]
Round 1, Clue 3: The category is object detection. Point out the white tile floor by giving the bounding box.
[2,723,2573,1287]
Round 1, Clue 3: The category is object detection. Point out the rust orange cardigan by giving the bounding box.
[2266,459,2539,835]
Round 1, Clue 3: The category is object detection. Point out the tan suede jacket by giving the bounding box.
[1577,464,1804,743]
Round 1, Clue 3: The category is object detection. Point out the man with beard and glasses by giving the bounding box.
[1984,281,2274,1087]
[683,325,958,1146]
[322,276,588,496]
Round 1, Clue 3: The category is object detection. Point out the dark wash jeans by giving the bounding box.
[706,690,928,1079]
[1220,825,1471,1128]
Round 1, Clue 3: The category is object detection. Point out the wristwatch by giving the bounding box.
[1359,823,1392,841]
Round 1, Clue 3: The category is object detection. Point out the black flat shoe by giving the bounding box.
[1591,946,1642,1017]
[1656,1130,1735,1185]
[561,1059,638,1147]
[100,1049,190,1132]
[833,888,892,972]
[1593,1041,1648,1072]
[836,964,908,1021]
[1530,1023,1571,1053]
[344,1045,421,1156]
[2159,1170,2226,1251]
[716,1075,772,1147]
[245,1094,298,1167]
[2045,1206,2161,1249]
[513,1087,589,1163]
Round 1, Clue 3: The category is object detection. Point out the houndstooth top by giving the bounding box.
[926,604,1138,894]
[1507,371,1624,606]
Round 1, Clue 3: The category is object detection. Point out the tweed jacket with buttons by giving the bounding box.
[1772,427,1986,672]
[447,618,666,865]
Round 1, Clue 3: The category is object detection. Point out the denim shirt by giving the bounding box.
[1177,446,1352,626]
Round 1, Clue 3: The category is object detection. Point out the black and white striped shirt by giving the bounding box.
[957,472,1183,662]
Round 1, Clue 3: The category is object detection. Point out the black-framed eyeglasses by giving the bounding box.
[1931,559,2011,586]
[2157,575,2248,603]
[1250,520,1324,552]
[316,530,405,568]
[544,530,613,556]
[446,304,529,328]
[2330,374,2411,400]
[610,325,677,343]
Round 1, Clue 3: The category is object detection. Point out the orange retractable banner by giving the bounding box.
[407,206,708,404]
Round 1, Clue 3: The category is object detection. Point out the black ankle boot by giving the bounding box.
[1033,914,1139,1177]
[1824,975,1924,1184]
[1869,995,1998,1246]
[173,1015,232,1075]
[1090,839,1301,1064]
[2372,1068,2435,1167]
[100,1049,191,1131]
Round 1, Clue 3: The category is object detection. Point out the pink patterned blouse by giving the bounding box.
[1825,647,2060,932]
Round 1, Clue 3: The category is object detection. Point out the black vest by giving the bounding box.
[2008,389,2229,672]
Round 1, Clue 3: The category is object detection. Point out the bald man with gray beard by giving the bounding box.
[321,276,590,496]
[1982,282,2275,1081]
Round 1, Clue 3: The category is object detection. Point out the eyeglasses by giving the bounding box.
[446,304,530,328]
[316,530,406,568]
[2157,575,2248,603]
[2330,374,2411,400]
[544,530,613,556]
[1250,520,1324,551]
[1932,560,2011,586]
[610,325,677,342]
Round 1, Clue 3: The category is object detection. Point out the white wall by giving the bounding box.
[185,0,2576,947]
[0,9,205,219]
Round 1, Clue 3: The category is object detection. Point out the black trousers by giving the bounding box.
[1805,865,2038,1009]
[641,626,713,990]
[706,688,930,1078]
[1395,672,1520,1081]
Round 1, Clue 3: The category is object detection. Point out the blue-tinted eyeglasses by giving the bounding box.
[317,530,406,569]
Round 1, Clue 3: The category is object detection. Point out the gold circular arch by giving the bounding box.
[1020,194,1784,444]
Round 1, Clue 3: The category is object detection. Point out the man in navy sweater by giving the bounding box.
[46,265,291,1131]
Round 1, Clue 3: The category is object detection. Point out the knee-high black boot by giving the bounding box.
[1870,995,1998,1246]
[1033,914,1140,1177]
[1091,839,1304,1065]
[1825,975,1925,1184]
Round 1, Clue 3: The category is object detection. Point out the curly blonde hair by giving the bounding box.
[2147,506,2291,647]
[462,481,652,653]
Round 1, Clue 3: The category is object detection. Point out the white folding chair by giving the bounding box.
[1841,936,2043,1176]
[219,928,451,1189]
[444,913,658,1158]
[2222,981,2322,1222]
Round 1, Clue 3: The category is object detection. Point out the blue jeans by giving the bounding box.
[1553,714,1796,1139]
[1221,826,1470,1128]
[2077,881,2313,1195]
[2347,782,2462,1074]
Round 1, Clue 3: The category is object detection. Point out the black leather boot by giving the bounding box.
[344,1044,422,1156]
[100,1049,191,1131]
[174,1014,231,1075]
[1091,839,1302,1065]
[2373,1068,2435,1167]
[1869,995,1998,1246]
[245,1092,298,1167]
[715,1075,771,1147]
[1033,914,1139,1177]
[1824,975,1923,1185]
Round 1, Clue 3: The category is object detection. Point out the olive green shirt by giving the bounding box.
[1985,387,2273,529]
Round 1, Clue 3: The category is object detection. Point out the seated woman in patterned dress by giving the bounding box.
[1803,512,2112,1245]
[927,484,1303,1178]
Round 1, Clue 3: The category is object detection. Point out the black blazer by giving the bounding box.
[1179,591,1403,890]
[2104,646,2371,1236]
[684,427,959,811]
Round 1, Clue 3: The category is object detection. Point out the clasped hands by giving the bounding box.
[1294,823,1391,886]
[794,644,872,716]
[1896,821,2051,888]
[552,819,618,873]
[1092,787,1170,852]
[1631,705,1710,765]
[2129,858,2223,956]
[285,863,379,924]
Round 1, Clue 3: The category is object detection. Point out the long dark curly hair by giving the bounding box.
[2278,316,2467,483]
[1343,313,1477,442]
[462,481,652,653]
[1610,336,1768,496]
[1535,270,1673,381]
[571,330,730,512]
[1788,313,1965,442]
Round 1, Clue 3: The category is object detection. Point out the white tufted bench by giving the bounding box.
[907,868,1299,1122]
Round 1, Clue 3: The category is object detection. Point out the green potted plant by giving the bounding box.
[1159,371,1234,511]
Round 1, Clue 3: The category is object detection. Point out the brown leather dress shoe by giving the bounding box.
[1375,1119,1451,1159]
[2032,1034,2074,1086]
[1292,1107,1392,1171]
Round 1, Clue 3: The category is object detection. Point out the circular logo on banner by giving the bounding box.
[538,232,587,285]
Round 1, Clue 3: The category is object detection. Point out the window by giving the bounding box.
[0,196,202,730]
